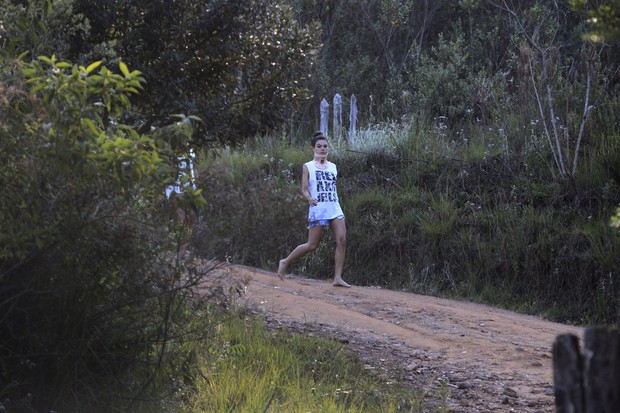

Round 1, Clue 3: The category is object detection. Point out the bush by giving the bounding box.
[0,55,208,411]
[192,145,308,268]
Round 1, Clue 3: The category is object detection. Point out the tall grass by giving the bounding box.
[193,138,308,268]
[179,312,426,412]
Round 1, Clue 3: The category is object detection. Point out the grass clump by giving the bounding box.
[179,313,424,413]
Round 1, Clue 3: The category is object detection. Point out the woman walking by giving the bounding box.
[277,132,351,287]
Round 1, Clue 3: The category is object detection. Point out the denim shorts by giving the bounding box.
[308,215,345,229]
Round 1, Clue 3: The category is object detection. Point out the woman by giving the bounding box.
[277,131,351,287]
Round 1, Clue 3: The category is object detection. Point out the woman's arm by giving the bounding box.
[301,164,316,206]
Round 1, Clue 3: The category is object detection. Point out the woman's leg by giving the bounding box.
[329,218,350,287]
[277,226,323,279]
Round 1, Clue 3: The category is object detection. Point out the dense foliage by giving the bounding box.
[190,0,620,325]
[572,0,620,42]
[67,0,321,145]
[0,51,209,412]
[291,0,619,144]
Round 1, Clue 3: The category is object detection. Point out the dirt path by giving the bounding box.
[213,263,583,412]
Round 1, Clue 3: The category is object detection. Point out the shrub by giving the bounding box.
[192,147,307,268]
[0,55,207,411]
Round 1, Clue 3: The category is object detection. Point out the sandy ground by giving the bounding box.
[210,263,584,412]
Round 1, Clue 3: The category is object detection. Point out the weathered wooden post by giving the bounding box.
[333,93,342,142]
[349,94,357,141]
[320,98,329,137]
[553,327,620,413]
[583,328,620,413]
[553,334,584,413]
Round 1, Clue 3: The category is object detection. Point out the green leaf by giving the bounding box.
[38,56,53,65]
[86,61,103,75]
[119,62,130,77]
[82,118,101,136]
[31,83,46,93]
[21,68,37,77]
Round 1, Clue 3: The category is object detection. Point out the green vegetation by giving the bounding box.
[179,312,426,413]
[571,0,620,42]
[0,52,203,411]
[2,0,619,411]
[195,123,620,326]
[0,52,419,412]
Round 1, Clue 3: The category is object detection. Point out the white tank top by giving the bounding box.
[305,161,344,222]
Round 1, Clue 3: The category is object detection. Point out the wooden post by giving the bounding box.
[583,327,620,413]
[349,94,357,141]
[553,327,620,413]
[553,333,584,413]
[320,98,329,138]
[333,93,342,142]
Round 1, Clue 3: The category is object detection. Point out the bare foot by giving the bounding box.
[333,278,351,288]
[276,259,287,280]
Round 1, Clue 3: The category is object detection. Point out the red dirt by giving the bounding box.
[212,263,584,412]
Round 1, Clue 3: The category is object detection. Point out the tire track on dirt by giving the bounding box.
[212,263,584,412]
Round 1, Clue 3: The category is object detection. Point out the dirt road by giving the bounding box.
[214,263,584,412]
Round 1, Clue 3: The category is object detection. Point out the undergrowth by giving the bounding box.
[179,311,426,413]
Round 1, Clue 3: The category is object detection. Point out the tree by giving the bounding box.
[68,0,321,145]
[571,0,620,42]
[570,1,620,228]
[500,0,602,180]
[292,0,453,121]
[0,0,89,59]
[0,52,206,411]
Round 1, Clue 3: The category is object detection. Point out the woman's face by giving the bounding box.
[313,139,328,158]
